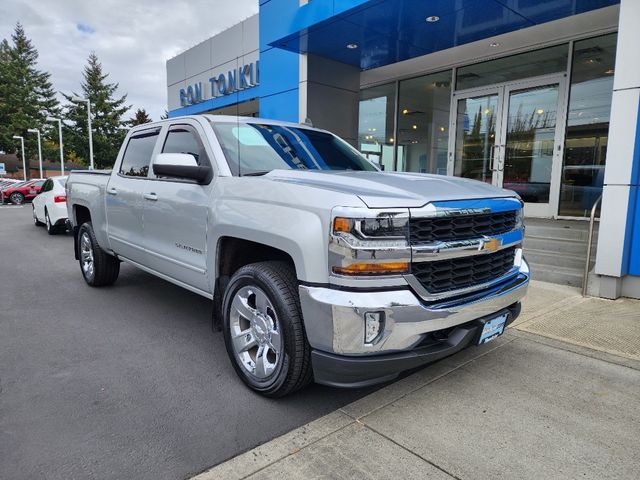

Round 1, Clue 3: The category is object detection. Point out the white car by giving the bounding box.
[32,176,69,234]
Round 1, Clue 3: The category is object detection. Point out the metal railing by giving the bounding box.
[582,194,602,297]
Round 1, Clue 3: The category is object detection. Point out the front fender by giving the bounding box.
[209,199,329,283]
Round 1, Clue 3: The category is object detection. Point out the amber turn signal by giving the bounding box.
[332,262,409,275]
[333,217,351,233]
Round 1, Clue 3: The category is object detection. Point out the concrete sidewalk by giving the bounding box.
[193,282,640,480]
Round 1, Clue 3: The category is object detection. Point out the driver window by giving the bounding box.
[161,125,209,166]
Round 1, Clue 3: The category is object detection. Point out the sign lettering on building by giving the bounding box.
[179,60,259,107]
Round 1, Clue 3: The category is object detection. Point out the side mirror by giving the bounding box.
[152,153,212,184]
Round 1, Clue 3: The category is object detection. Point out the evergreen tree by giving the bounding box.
[63,52,130,169]
[0,23,59,163]
[160,109,168,120]
[129,108,151,126]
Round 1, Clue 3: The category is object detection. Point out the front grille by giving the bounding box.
[412,247,516,294]
[410,211,517,245]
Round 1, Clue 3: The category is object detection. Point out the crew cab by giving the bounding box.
[66,115,529,397]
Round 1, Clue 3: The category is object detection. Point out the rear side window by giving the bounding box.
[120,129,160,177]
[40,179,53,192]
[161,124,209,166]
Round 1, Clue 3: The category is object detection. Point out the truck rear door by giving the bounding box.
[105,126,161,264]
[142,120,212,294]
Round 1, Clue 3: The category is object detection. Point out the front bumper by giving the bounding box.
[312,304,520,388]
[299,259,529,387]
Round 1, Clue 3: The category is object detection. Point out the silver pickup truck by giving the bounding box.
[66,115,529,397]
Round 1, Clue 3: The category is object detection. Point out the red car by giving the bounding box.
[2,179,45,205]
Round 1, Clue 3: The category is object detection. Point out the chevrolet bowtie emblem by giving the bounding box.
[480,237,502,252]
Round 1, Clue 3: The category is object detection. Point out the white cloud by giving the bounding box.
[0,0,258,121]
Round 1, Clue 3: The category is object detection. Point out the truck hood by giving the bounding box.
[265,170,516,208]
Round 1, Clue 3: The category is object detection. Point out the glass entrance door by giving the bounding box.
[452,91,501,185]
[450,75,566,217]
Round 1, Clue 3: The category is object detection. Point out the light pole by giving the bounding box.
[46,117,64,175]
[27,128,43,179]
[12,135,27,181]
[71,97,94,170]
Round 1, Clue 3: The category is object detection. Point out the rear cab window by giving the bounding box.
[119,128,161,177]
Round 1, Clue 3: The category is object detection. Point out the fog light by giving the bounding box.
[364,311,385,344]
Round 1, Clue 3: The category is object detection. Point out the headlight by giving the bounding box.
[515,208,524,230]
[329,209,410,276]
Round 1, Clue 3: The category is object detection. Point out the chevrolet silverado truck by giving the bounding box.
[66,115,529,397]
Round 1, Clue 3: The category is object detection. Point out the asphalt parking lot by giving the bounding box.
[0,205,375,480]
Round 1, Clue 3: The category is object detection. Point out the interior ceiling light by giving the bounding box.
[412,125,418,129]
[489,42,500,47]
[346,43,358,49]
[537,109,545,115]
[426,16,440,23]
[402,108,409,114]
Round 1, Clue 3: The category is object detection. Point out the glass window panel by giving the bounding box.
[396,70,452,174]
[453,94,498,183]
[358,83,396,170]
[502,84,559,203]
[456,44,568,91]
[559,33,617,217]
[119,130,159,177]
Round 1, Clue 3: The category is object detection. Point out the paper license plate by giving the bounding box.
[478,313,508,345]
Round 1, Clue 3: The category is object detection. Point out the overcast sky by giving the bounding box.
[0,0,258,121]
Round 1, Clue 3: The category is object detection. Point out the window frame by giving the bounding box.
[146,120,217,184]
[117,126,162,179]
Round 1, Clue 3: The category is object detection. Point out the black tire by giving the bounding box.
[10,192,24,205]
[222,261,312,397]
[45,210,56,235]
[33,206,44,226]
[77,222,120,287]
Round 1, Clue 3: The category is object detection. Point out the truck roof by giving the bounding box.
[130,114,324,133]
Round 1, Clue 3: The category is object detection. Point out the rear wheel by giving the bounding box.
[78,222,120,286]
[222,261,312,397]
[33,206,44,226]
[10,192,24,205]
[45,210,56,235]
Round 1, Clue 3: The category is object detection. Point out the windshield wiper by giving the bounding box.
[241,170,271,176]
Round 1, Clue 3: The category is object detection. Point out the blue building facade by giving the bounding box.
[167,0,639,299]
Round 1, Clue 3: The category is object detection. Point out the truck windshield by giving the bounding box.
[211,121,377,176]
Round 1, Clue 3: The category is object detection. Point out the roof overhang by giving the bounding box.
[269,0,620,71]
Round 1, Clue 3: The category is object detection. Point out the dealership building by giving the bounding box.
[167,0,640,300]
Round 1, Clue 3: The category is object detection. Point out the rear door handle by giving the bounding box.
[107,187,117,195]
[143,193,158,201]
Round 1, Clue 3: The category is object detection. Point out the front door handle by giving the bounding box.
[143,193,158,201]
[107,187,117,195]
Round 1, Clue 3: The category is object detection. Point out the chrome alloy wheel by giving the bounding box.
[229,286,282,379]
[80,232,94,279]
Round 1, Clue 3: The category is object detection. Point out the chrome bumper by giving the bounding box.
[299,258,529,355]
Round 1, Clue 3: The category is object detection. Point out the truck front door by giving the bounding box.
[142,121,211,294]
[105,127,160,264]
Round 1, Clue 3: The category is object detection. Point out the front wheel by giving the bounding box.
[77,222,120,286]
[222,261,312,397]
